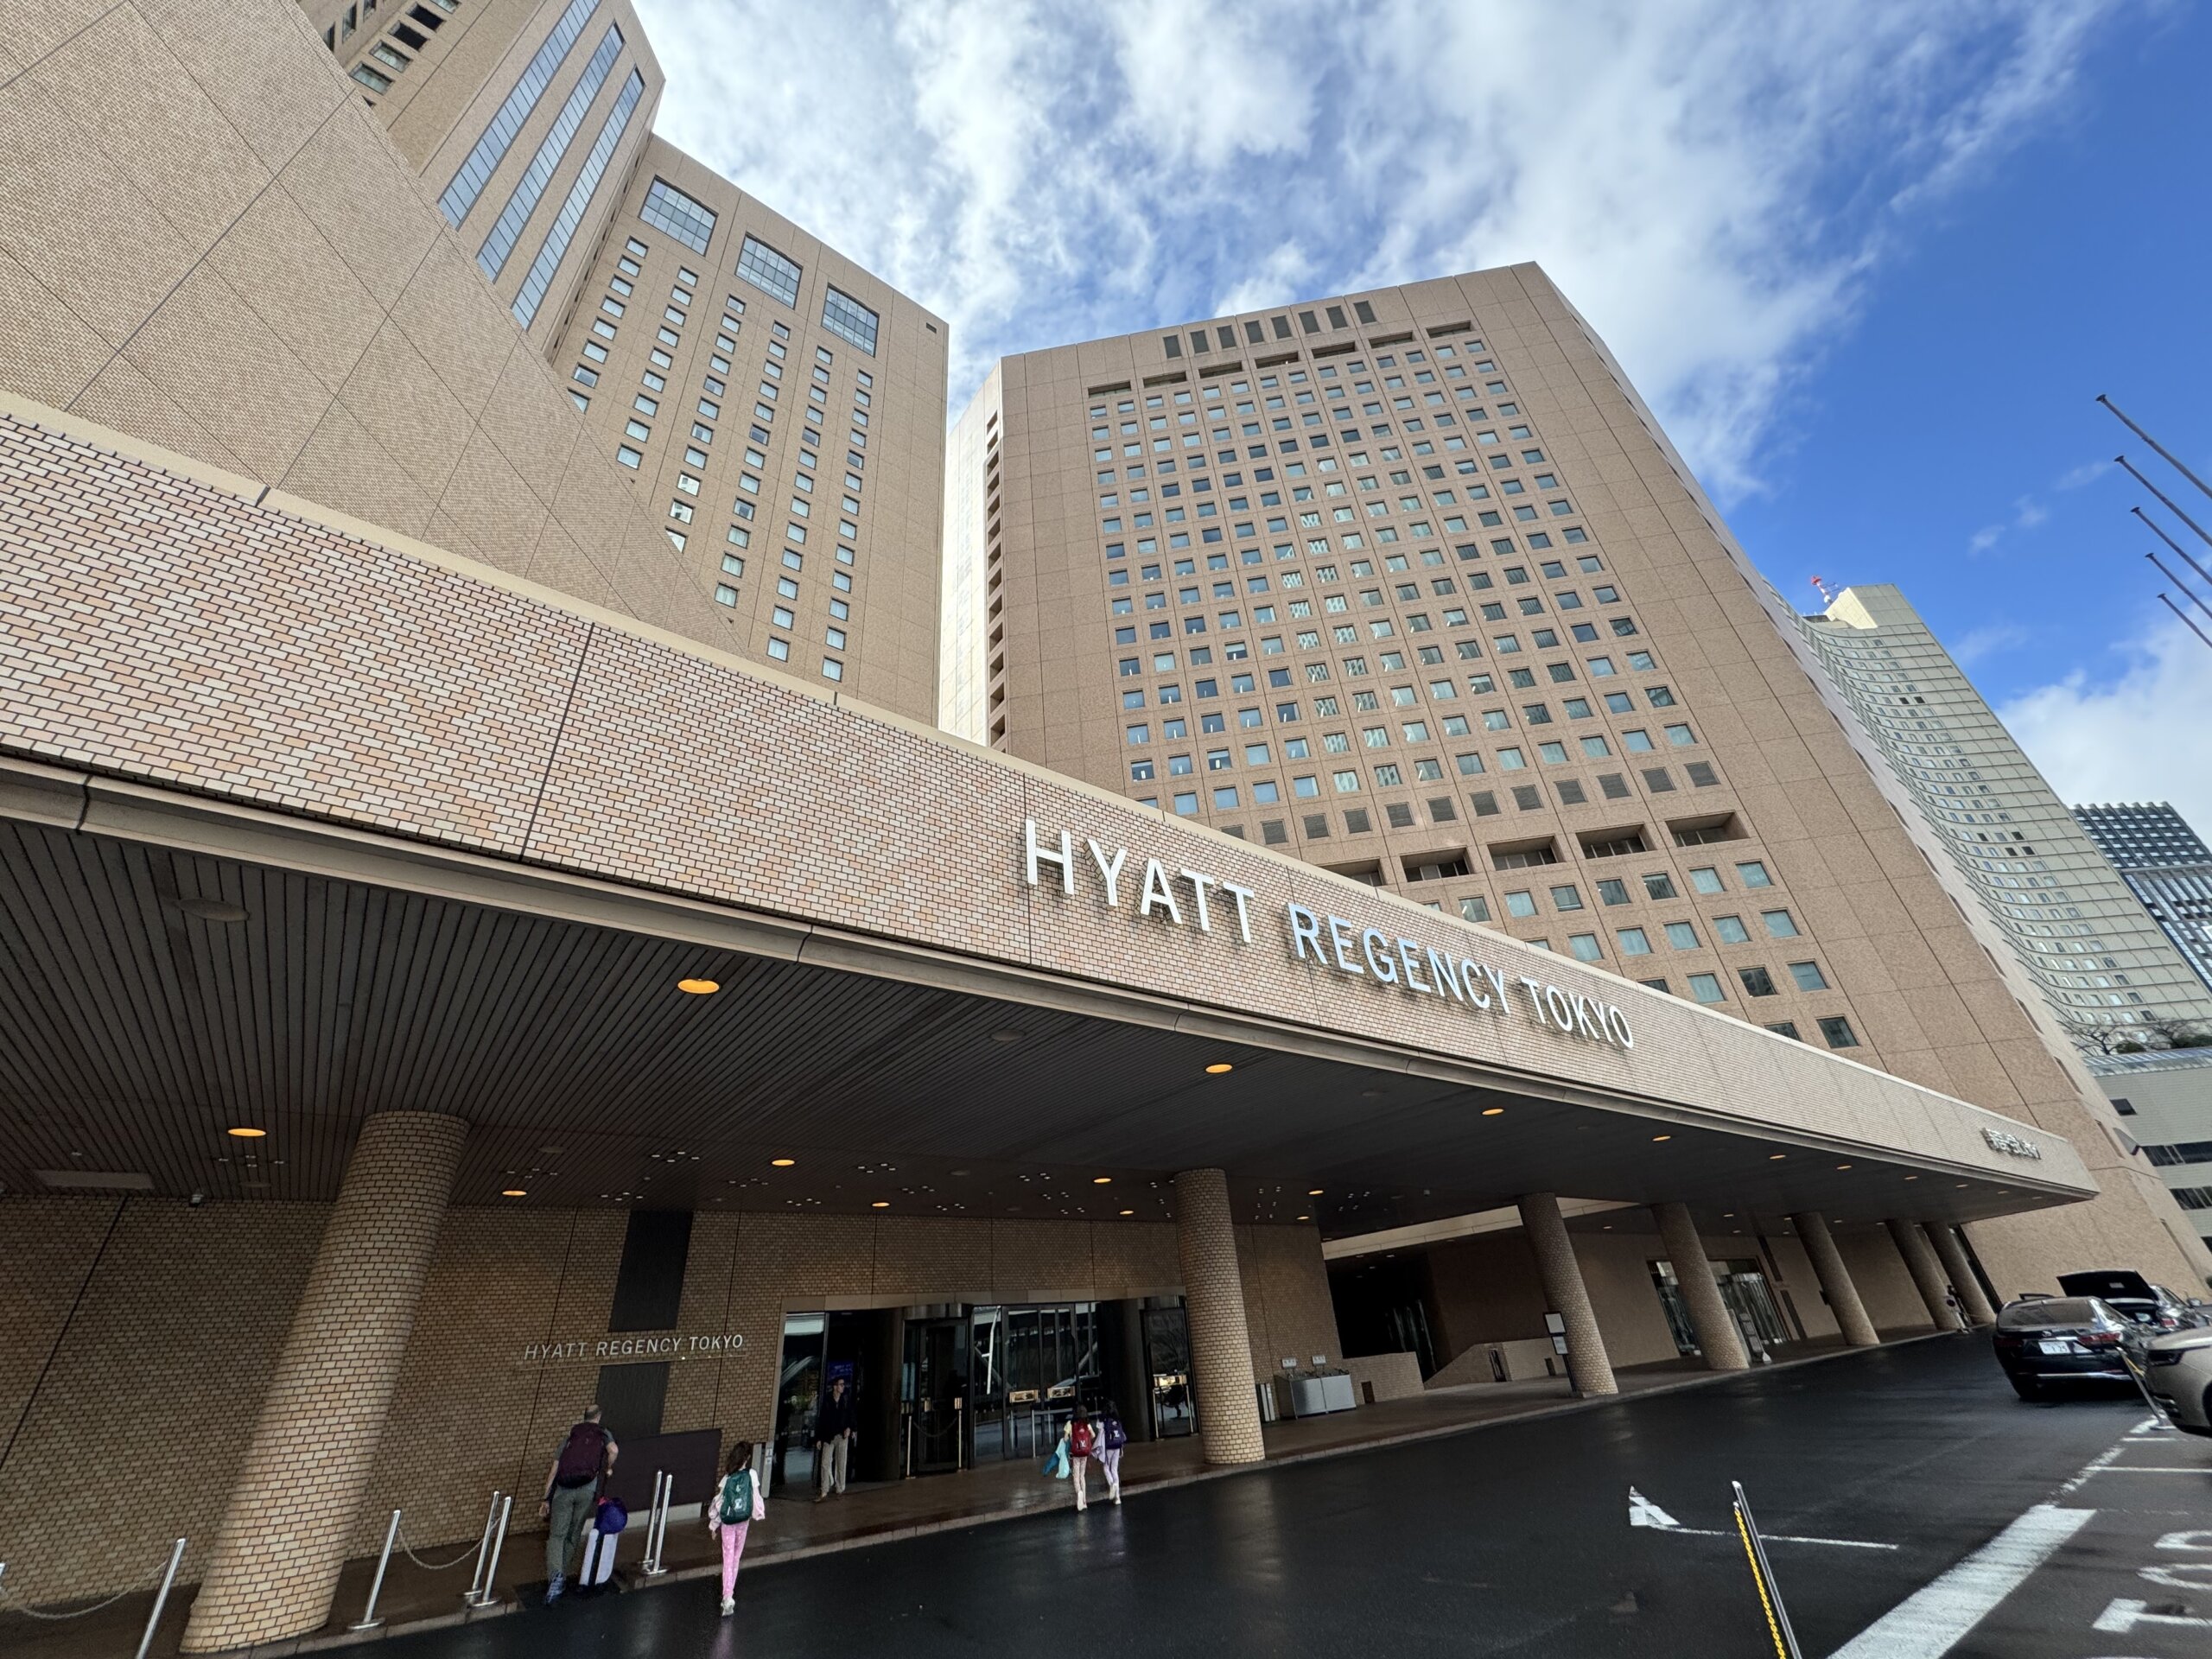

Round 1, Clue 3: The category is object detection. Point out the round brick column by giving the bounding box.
[1789,1210,1878,1347]
[1518,1192,1616,1395]
[1888,1218,1965,1331]
[183,1112,465,1652]
[1929,1223,1997,1325]
[1651,1202,1748,1370]
[1174,1168,1265,1465]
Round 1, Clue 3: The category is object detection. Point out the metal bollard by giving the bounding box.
[464,1496,512,1609]
[350,1510,402,1631]
[135,1539,187,1659]
[1731,1483,1802,1659]
[640,1472,670,1578]
[462,1491,501,1603]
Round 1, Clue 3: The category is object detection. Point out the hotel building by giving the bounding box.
[1798,587,2212,1041]
[2074,801,2212,1007]
[0,1,2203,1649]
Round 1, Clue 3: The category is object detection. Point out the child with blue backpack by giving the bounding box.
[706,1441,764,1615]
[1096,1402,1128,1506]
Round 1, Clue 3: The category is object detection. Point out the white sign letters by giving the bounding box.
[1022,818,1635,1052]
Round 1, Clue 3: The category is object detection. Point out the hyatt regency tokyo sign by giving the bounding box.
[1022,820,1635,1051]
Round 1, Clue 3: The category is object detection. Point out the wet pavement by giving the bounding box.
[365,1334,2212,1657]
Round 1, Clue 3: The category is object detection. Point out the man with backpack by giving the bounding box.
[540,1404,618,1603]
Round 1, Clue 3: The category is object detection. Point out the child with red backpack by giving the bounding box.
[1066,1407,1096,1511]
[706,1441,765,1616]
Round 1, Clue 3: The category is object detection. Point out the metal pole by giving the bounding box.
[2117,456,2212,552]
[2137,508,2212,597]
[2101,394,2212,505]
[641,1472,669,1577]
[1731,1484,1802,1659]
[2159,594,2212,652]
[465,1496,511,1608]
[135,1539,187,1659]
[349,1509,402,1631]
[2146,553,2212,626]
[462,1491,500,1602]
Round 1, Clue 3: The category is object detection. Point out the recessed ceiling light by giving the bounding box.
[1482,1107,1505,1116]
[178,898,248,923]
[871,1200,890,1209]
[1118,1209,1134,1217]
[1651,1135,1672,1142]
[1092,1176,1112,1185]
[771,1158,796,1168]
[1904,1175,1918,1181]
[1205,1062,1235,1075]
[1722,1212,1735,1218]
[677,977,721,995]
[1836,1163,1853,1171]
[1307,1188,1324,1196]
[226,1127,267,1139]
[990,1030,1024,1044]
[501,1188,527,1198]
[1769,1154,1786,1161]
[1296,1214,1310,1222]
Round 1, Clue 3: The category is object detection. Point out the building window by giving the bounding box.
[822,287,880,355]
[822,658,844,682]
[713,584,737,606]
[476,24,626,280]
[350,62,393,93]
[1787,961,1828,992]
[641,177,716,253]
[737,234,802,305]
[1688,972,1725,1004]
[512,70,645,326]
[1762,909,1800,938]
[1818,1015,1859,1049]
[438,0,600,226]
[766,637,791,661]
[1738,965,1778,996]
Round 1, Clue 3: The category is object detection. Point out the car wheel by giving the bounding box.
[2010,1376,2043,1402]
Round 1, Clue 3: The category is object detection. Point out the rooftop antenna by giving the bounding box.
[1809,575,1834,605]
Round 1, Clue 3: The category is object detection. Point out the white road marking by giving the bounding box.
[2094,1597,2212,1633]
[1827,1503,2094,1659]
[2059,1445,2121,1495]
[1625,1485,1894,1549]
[2079,1465,2212,1476]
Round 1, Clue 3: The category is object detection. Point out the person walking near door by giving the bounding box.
[1096,1401,1128,1506]
[540,1404,618,1603]
[1066,1407,1096,1511]
[813,1373,857,1501]
[706,1441,765,1616]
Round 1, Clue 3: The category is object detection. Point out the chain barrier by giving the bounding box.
[0,1545,175,1620]
[395,1523,484,1573]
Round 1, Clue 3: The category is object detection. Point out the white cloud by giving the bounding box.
[2057,460,2113,489]
[1955,621,2029,664]
[2014,495,2049,530]
[634,0,2115,501]
[1999,618,2212,832]
[1969,524,2005,555]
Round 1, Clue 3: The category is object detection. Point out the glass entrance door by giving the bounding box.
[901,1316,967,1475]
[1718,1263,1789,1344]
[770,1313,825,1495]
[1141,1304,1195,1438]
[967,1302,1104,1459]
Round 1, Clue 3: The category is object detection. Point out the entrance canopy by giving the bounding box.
[0,410,2091,1240]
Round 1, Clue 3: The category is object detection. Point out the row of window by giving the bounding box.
[343,0,460,94]
[1160,297,1380,356]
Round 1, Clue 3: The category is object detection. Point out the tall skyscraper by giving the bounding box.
[2075,803,2212,1005]
[1801,586,2212,1043]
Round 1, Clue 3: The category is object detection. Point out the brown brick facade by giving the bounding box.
[1176,1170,1265,1463]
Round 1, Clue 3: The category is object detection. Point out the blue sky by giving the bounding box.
[638,0,2212,826]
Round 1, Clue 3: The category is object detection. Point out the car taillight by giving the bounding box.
[2081,1331,2121,1348]
[2157,1314,2180,1329]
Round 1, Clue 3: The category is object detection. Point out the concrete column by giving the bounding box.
[1652,1202,1748,1370]
[1518,1192,1617,1395]
[183,1112,465,1652]
[1173,1168,1265,1465]
[1789,1210,1878,1348]
[1929,1223,1997,1326]
[1888,1218,1966,1331]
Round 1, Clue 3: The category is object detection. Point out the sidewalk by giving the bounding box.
[0,1329,1947,1657]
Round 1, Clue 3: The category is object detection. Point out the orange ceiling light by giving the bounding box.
[1092,1176,1112,1185]
[501,1188,527,1198]
[226,1126,268,1139]
[871,1200,890,1209]
[677,977,721,995]
[771,1158,796,1167]
[1481,1107,1505,1116]
[1651,1135,1672,1142]
[1205,1062,1234,1075]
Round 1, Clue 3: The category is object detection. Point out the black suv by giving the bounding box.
[1991,1296,2137,1400]
[2056,1271,2209,1335]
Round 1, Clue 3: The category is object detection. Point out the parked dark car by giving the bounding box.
[1992,1296,2138,1400]
[2055,1270,2209,1334]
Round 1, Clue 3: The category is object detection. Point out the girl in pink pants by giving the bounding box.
[707,1441,763,1614]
